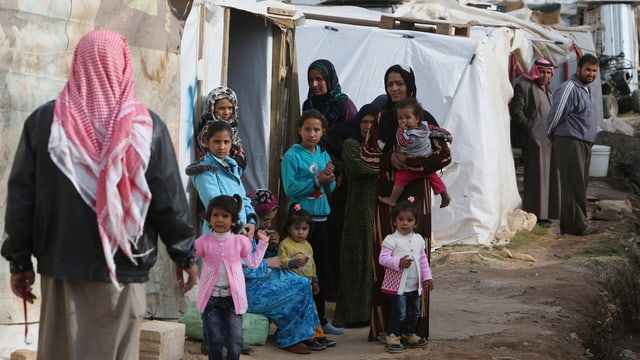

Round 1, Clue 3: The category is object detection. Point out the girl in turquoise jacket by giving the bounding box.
[281,109,340,334]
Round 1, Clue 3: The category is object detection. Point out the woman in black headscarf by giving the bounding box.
[333,104,380,327]
[361,64,451,343]
[302,59,358,318]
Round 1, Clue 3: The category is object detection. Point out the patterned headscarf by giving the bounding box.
[197,86,241,157]
[521,58,555,81]
[248,189,278,219]
[48,29,153,287]
[302,59,349,128]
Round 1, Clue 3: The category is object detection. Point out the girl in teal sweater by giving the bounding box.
[281,109,343,335]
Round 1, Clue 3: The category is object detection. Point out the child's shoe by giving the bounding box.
[384,334,404,353]
[401,333,428,348]
[317,337,337,347]
[322,322,344,335]
[304,340,327,351]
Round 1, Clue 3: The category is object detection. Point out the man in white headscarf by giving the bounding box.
[2,29,198,359]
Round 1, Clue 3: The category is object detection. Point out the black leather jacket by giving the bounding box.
[1,101,195,283]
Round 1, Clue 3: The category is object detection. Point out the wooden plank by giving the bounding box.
[221,7,230,86]
[380,14,470,37]
[267,6,296,17]
[379,15,396,29]
[304,13,381,28]
[269,28,287,200]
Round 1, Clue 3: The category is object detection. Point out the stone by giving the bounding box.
[139,320,185,360]
[592,199,633,221]
[507,209,537,232]
[10,350,37,360]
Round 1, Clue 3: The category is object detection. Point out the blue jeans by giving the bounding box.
[203,296,243,360]
[387,291,420,336]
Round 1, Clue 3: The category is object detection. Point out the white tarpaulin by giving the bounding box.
[296,18,520,245]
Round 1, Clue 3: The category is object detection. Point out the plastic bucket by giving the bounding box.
[588,145,611,177]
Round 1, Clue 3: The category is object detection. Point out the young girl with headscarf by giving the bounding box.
[196,86,246,169]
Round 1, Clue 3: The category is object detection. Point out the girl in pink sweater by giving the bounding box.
[379,198,433,353]
[195,194,268,360]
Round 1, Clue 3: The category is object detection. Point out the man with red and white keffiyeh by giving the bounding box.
[2,29,198,359]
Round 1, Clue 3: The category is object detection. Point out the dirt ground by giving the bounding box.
[182,178,640,360]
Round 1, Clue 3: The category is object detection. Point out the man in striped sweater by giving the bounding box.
[547,53,599,236]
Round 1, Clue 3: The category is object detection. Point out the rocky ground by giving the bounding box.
[182,176,640,360]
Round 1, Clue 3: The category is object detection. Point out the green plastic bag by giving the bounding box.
[178,301,204,340]
[178,302,269,345]
[242,312,270,345]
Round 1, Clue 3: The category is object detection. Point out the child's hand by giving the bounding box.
[312,282,320,295]
[423,279,434,292]
[244,223,256,240]
[295,255,309,267]
[324,160,335,173]
[318,160,335,184]
[255,229,269,243]
[399,255,413,269]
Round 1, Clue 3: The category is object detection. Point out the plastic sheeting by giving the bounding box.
[296,20,520,246]
[180,0,276,194]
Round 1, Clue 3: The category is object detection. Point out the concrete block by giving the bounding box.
[139,320,185,360]
[10,349,37,360]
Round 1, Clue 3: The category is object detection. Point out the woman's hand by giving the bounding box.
[266,229,280,251]
[266,256,281,269]
[244,223,256,240]
[255,229,268,243]
[391,152,408,170]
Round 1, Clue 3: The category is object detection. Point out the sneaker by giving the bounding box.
[385,334,404,353]
[402,333,428,348]
[322,322,344,335]
[317,337,337,347]
[304,340,327,351]
[242,344,256,354]
[285,343,312,354]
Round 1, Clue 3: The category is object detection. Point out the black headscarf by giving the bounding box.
[383,64,417,109]
[302,59,349,129]
[345,103,381,142]
[379,64,437,150]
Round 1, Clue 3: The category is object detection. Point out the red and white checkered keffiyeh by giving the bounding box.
[48,30,153,287]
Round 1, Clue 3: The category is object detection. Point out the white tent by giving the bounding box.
[181,0,604,246]
[295,17,520,245]
[0,0,195,355]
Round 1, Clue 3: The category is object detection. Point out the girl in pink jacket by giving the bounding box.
[195,194,268,360]
[379,198,433,353]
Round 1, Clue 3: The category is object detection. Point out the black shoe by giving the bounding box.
[317,337,337,347]
[537,219,551,228]
[304,340,327,351]
[200,340,208,355]
[242,344,256,354]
